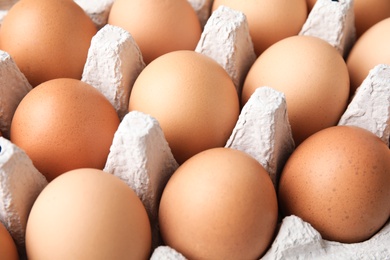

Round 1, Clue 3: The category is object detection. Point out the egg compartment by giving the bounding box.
[0,0,389,259]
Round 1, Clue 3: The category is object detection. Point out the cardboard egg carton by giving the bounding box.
[0,0,389,259]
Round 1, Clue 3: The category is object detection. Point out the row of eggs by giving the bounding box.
[0,0,389,259]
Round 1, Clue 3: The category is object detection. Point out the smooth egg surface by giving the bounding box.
[242,35,350,146]
[159,147,278,260]
[25,168,152,259]
[129,50,240,164]
[10,78,120,182]
[347,17,390,95]
[108,0,202,64]
[0,0,97,87]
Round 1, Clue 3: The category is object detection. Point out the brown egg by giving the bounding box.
[128,50,239,164]
[306,0,315,11]
[0,222,19,260]
[347,18,390,95]
[10,78,120,182]
[242,35,350,146]
[108,0,202,64]
[159,147,278,259]
[278,126,390,243]
[353,0,390,38]
[0,0,97,87]
[212,0,307,56]
[25,168,152,259]
[307,0,390,39]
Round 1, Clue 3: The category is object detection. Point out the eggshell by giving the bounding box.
[0,221,19,260]
[107,0,202,64]
[10,78,120,182]
[242,35,350,145]
[278,125,390,243]
[25,168,152,260]
[128,50,240,164]
[212,0,308,56]
[0,0,97,87]
[159,147,278,259]
[347,18,390,95]
[352,0,390,38]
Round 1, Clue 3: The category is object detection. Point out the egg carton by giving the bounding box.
[0,0,389,259]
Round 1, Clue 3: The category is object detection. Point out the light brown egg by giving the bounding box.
[353,0,390,38]
[128,50,240,164]
[212,0,307,56]
[347,18,390,95]
[25,168,152,260]
[0,222,19,260]
[159,147,278,259]
[307,0,390,39]
[242,35,350,146]
[278,126,390,243]
[10,78,120,182]
[108,0,202,64]
[0,0,97,87]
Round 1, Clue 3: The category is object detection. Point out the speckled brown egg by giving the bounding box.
[108,0,202,64]
[0,0,97,87]
[212,0,307,56]
[159,147,278,259]
[278,125,390,243]
[10,78,120,182]
[242,35,350,146]
[26,168,152,260]
[128,50,240,164]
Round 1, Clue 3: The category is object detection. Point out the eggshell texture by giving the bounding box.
[128,50,240,164]
[347,18,390,95]
[0,0,97,87]
[25,168,152,260]
[242,35,350,146]
[159,147,278,260]
[212,0,307,56]
[10,78,120,182]
[307,0,390,38]
[278,125,390,243]
[108,0,202,64]
[0,222,19,260]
